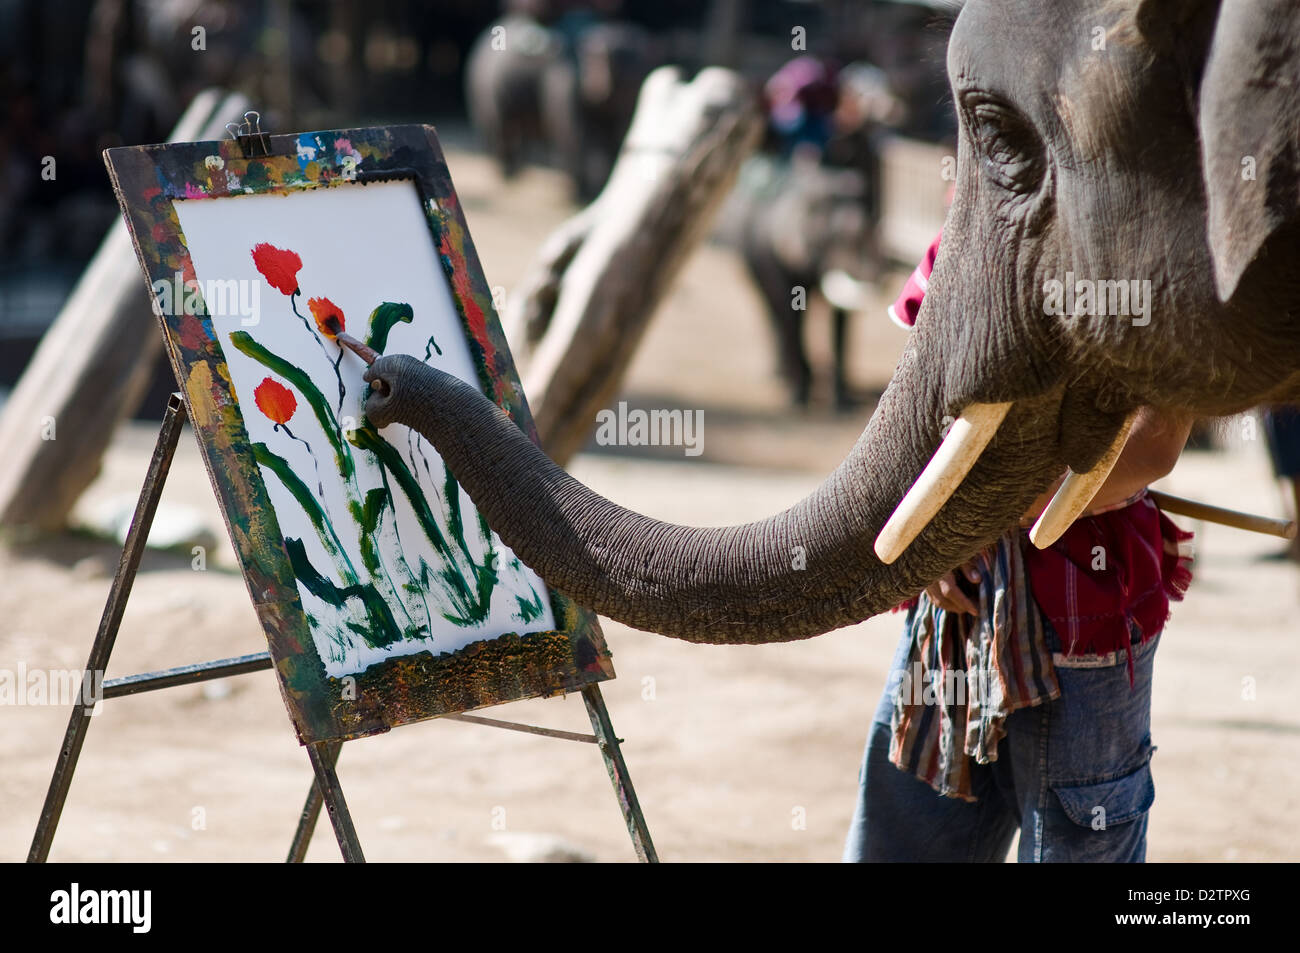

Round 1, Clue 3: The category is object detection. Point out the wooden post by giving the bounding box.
[0,89,250,533]
[503,66,762,466]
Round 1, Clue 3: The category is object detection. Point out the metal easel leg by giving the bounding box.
[305,741,365,862]
[28,394,189,862]
[581,684,659,863]
[287,740,342,862]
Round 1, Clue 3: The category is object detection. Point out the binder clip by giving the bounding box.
[227,111,271,158]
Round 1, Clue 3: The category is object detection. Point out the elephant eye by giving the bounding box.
[963,95,1045,195]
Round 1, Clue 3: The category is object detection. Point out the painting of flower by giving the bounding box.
[173,180,556,677]
[251,242,302,295]
[307,296,344,338]
[254,377,297,426]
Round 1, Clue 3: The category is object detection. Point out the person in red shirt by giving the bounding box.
[844,233,1194,862]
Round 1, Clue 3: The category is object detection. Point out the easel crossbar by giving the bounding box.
[100,649,610,745]
[102,652,273,698]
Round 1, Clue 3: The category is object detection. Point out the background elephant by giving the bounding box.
[372,0,1300,645]
[465,11,565,181]
[736,61,899,409]
[738,154,879,408]
[541,20,656,202]
[466,6,655,200]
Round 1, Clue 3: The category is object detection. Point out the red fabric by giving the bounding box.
[1025,494,1193,657]
[887,232,1194,656]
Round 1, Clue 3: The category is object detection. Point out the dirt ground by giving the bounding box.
[2,146,1297,862]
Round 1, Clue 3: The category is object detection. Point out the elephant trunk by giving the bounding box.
[366,349,1067,645]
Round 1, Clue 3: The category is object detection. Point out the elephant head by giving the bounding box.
[365,0,1300,645]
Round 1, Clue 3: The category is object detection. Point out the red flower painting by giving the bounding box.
[254,377,297,426]
[251,243,303,296]
[308,296,345,338]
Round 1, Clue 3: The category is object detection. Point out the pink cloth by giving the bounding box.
[887,230,941,329]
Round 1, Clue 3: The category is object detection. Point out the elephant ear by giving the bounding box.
[1197,1,1300,302]
[1139,0,1300,302]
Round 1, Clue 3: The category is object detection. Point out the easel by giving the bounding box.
[28,394,658,863]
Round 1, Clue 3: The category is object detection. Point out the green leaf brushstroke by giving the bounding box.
[403,433,501,621]
[350,424,455,562]
[260,442,423,641]
[348,485,428,637]
[365,302,414,353]
[355,426,500,624]
[253,442,359,582]
[352,424,500,623]
[443,458,473,567]
[412,556,490,627]
[347,488,409,631]
[365,466,436,635]
[348,487,391,578]
[515,590,545,623]
[505,556,546,624]
[284,537,403,648]
[229,330,354,480]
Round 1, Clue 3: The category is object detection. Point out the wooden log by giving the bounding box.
[0,89,250,534]
[503,66,762,466]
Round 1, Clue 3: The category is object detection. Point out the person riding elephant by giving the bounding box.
[739,58,900,408]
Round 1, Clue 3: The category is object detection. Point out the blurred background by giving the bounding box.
[2,0,1295,863]
[0,0,958,415]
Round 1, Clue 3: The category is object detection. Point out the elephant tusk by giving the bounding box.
[1029,413,1137,549]
[874,401,1013,564]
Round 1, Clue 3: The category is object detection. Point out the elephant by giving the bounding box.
[542,20,656,202]
[465,11,655,200]
[465,13,566,181]
[737,64,899,409]
[368,0,1300,646]
[738,152,881,408]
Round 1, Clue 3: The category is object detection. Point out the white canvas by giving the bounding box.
[173,180,556,677]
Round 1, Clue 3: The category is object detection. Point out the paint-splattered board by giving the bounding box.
[104,126,613,744]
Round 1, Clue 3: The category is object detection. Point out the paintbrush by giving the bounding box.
[317,313,381,366]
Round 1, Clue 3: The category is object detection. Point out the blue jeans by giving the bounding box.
[1264,406,1300,478]
[842,623,1159,862]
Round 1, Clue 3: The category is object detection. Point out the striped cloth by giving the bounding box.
[889,531,1059,802]
[888,496,1194,801]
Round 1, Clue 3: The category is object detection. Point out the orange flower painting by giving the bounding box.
[254,377,297,427]
[308,296,345,338]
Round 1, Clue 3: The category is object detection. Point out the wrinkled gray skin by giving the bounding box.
[371,0,1300,645]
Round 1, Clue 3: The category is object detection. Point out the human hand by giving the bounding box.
[923,558,982,615]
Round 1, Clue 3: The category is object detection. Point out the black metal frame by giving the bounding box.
[28,394,658,863]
